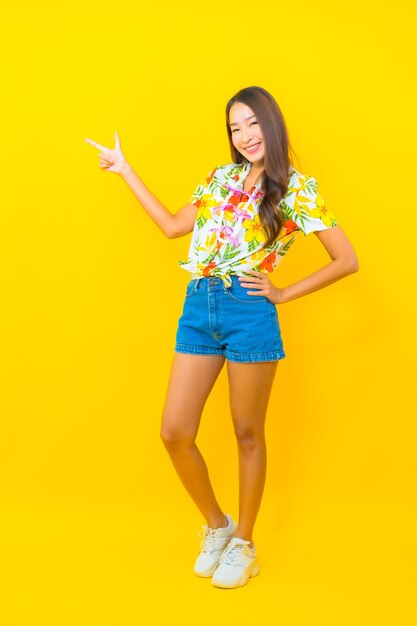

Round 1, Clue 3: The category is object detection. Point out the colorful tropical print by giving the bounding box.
[179,161,338,287]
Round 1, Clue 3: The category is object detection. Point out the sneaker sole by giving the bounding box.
[212,562,261,588]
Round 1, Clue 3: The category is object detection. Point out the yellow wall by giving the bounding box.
[0,0,415,623]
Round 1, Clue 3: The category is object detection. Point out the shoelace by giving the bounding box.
[218,541,248,565]
[197,526,219,554]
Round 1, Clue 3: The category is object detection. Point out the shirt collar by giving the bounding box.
[238,161,265,193]
[238,162,296,186]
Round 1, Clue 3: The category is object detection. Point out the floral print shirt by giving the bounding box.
[179,161,338,287]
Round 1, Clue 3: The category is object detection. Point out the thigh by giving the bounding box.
[227,360,278,434]
[161,353,225,441]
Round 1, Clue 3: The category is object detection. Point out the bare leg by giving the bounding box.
[160,353,228,529]
[227,360,279,547]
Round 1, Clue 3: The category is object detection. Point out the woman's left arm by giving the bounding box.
[240,226,359,304]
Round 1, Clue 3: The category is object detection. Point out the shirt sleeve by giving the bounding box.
[297,175,339,236]
[187,166,218,206]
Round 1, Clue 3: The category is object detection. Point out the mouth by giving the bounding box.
[244,142,262,154]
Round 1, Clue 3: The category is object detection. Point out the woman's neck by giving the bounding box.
[248,161,264,179]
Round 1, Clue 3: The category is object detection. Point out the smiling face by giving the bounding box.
[229,102,265,168]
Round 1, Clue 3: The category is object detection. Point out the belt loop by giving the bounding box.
[222,275,231,293]
[195,277,201,291]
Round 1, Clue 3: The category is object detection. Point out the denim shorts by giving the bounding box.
[174,276,286,363]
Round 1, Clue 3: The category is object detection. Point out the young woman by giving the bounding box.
[85,86,359,589]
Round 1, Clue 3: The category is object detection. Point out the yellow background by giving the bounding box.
[1,0,416,623]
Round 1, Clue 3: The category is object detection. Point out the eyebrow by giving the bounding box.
[230,114,256,127]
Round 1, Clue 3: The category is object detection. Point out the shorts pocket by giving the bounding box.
[226,281,271,304]
[185,279,198,297]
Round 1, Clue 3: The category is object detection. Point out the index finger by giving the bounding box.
[84,137,108,151]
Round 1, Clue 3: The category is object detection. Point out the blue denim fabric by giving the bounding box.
[174,276,286,363]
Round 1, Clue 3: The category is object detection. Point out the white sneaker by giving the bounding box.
[211,537,260,588]
[194,514,237,577]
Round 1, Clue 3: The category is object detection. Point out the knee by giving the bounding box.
[234,426,265,452]
[160,425,195,449]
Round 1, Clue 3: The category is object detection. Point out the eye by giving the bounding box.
[231,121,258,133]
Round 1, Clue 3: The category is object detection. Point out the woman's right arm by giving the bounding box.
[85,132,197,239]
[119,161,197,239]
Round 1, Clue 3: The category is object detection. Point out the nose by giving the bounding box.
[242,130,252,146]
[241,128,254,145]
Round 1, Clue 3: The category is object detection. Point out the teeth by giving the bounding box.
[246,143,261,152]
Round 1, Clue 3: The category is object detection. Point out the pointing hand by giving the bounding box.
[84,132,127,174]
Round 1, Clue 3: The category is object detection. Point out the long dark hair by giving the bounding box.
[226,86,298,248]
